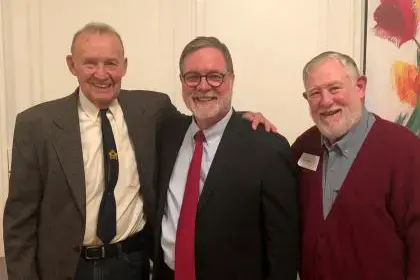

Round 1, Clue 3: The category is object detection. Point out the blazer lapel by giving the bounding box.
[51,90,86,218]
[157,117,191,217]
[197,113,246,215]
[117,92,152,206]
[118,92,148,175]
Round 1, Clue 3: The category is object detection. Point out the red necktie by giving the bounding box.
[175,131,205,280]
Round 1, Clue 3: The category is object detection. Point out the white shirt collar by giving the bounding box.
[78,89,119,121]
[189,107,233,143]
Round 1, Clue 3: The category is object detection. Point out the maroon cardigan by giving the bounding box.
[292,116,420,280]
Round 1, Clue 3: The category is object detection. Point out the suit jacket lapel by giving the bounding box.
[197,113,246,216]
[118,91,148,175]
[51,90,86,218]
[117,92,152,206]
[157,117,191,218]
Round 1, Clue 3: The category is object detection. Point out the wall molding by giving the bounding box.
[317,0,328,52]
[192,0,206,36]
[321,0,365,68]
[27,0,44,104]
[0,0,9,257]
[3,0,44,134]
[351,0,366,71]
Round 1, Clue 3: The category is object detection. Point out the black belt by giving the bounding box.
[81,228,150,260]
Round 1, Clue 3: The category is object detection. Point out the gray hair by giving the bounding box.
[70,22,124,55]
[179,36,234,74]
[303,51,361,82]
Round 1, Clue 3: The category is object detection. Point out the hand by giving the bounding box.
[242,112,278,133]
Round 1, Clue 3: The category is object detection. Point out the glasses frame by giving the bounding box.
[181,71,229,88]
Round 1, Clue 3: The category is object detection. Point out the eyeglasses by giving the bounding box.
[181,72,228,88]
[303,84,344,101]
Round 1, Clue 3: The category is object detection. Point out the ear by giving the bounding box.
[66,55,77,76]
[228,73,235,87]
[302,91,308,100]
[356,75,367,99]
[122,57,128,75]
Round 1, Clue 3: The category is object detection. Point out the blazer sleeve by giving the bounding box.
[156,94,183,125]
[3,113,42,280]
[261,135,299,280]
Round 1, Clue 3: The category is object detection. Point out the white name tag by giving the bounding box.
[297,152,320,171]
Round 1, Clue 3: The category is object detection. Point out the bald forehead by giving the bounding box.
[307,57,341,72]
[304,58,353,90]
[71,30,124,55]
[306,58,352,81]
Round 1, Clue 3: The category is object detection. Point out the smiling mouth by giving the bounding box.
[92,84,112,90]
[320,109,341,118]
[193,96,217,102]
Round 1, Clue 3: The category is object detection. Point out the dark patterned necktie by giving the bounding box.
[97,108,119,244]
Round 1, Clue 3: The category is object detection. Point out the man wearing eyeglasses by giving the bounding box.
[152,36,299,280]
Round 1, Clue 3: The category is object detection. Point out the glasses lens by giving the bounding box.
[184,73,201,87]
[207,73,224,87]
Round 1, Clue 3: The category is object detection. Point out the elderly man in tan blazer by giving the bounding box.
[3,22,180,280]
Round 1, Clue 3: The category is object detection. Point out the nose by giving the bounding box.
[196,76,212,91]
[93,64,108,79]
[319,91,333,107]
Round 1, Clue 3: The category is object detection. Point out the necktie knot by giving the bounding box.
[100,108,109,118]
[194,131,205,144]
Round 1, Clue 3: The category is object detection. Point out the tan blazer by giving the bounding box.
[3,89,178,280]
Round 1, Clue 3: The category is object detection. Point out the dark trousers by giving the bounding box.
[74,249,150,280]
[155,262,174,280]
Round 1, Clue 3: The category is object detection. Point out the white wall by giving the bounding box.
[0,0,365,256]
[0,0,10,258]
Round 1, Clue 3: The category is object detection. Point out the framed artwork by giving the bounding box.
[364,0,420,136]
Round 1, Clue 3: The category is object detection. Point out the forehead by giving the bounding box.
[306,58,349,87]
[73,32,124,57]
[183,47,226,72]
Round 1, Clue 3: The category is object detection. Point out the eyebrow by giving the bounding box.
[307,82,344,92]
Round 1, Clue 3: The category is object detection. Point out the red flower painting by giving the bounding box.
[373,0,419,47]
[372,0,420,135]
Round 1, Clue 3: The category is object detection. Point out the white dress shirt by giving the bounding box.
[161,108,233,269]
[78,91,145,245]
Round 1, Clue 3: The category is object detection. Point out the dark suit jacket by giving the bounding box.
[153,112,299,280]
[3,89,179,280]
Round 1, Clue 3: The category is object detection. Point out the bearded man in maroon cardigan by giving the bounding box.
[292,51,420,280]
